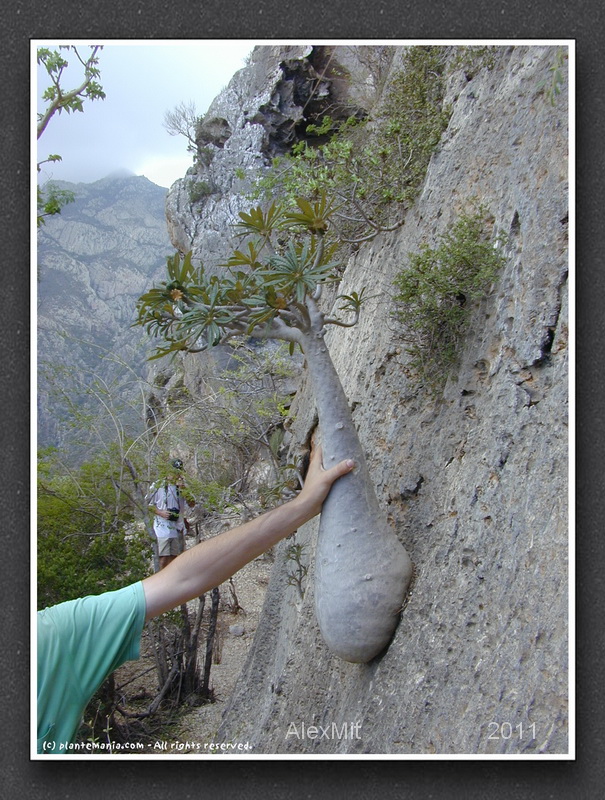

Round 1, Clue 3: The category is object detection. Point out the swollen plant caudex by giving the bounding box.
[135,194,413,662]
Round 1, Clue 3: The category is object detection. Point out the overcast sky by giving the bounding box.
[34,40,254,189]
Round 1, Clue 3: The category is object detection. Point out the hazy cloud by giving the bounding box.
[35,40,252,188]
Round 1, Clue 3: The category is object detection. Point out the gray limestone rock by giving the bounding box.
[208,44,569,756]
[164,45,373,275]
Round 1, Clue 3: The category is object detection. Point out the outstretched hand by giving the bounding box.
[297,444,355,518]
[142,442,355,621]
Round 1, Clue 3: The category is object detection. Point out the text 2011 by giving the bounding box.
[487,722,536,740]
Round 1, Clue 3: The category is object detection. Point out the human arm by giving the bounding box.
[150,505,171,520]
[141,446,355,620]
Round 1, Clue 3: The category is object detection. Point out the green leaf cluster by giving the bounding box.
[135,194,342,359]
[262,240,335,304]
[336,289,368,315]
[282,194,337,233]
[251,46,452,244]
[37,45,105,120]
[37,45,105,226]
[37,182,75,227]
[235,201,285,239]
[393,205,508,389]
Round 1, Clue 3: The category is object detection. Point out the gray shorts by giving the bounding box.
[157,537,181,557]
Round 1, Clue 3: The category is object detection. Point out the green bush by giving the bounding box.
[37,450,152,609]
[187,179,215,203]
[195,145,215,167]
[393,205,508,389]
[37,182,75,227]
[251,46,452,244]
[449,45,498,77]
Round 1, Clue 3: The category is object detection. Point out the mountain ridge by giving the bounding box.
[37,174,173,451]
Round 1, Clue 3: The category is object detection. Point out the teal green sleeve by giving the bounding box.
[37,581,146,754]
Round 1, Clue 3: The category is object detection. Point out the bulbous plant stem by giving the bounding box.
[301,328,413,663]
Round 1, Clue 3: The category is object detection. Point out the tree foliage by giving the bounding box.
[134,193,366,361]
[37,45,105,138]
[36,45,105,227]
[37,448,151,609]
[251,46,452,245]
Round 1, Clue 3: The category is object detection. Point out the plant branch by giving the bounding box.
[37,45,103,139]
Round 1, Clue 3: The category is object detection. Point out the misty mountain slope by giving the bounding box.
[37,174,174,449]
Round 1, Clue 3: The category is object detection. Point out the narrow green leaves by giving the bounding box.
[261,240,338,304]
[136,194,348,360]
[336,289,368,314]
[235,202,284,238]
[282,193,338,233]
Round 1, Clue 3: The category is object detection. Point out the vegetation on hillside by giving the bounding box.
[134,184,417,662]
[248,46,452,246]
[37,447,150,610]
[38,42,511,738]
[394,204,508,389]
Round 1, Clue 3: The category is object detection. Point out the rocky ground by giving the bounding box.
[110,546,273,756]
[170,553,272,748]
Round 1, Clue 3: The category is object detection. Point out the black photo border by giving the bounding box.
[4,0,604,797]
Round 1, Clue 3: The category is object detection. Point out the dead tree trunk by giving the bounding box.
[201,587,220,700]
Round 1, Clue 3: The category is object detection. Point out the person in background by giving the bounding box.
[146,459,189,570]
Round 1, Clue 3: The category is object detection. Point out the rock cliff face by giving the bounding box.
[165,45,374,269]
[165,45,569,755]
[37,174,173,449]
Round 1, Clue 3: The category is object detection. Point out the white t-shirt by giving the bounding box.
[146,482,181,539]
